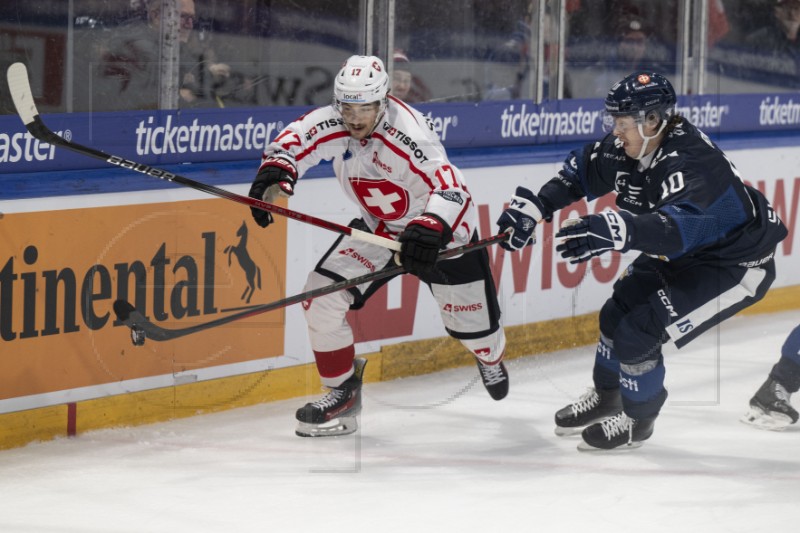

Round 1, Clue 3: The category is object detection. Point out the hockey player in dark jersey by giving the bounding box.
[742,323,800,430]
[496,71,788,451]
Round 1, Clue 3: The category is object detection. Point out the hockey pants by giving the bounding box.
[592,254,776,420]
[303,224,504,387]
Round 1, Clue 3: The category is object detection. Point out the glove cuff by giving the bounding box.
[511,186,546,223]
[258,156,297,179]
[617,210,635,252]
[411,212,453,243]
[597,210,634,252]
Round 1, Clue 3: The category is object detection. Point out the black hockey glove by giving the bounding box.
[496,186,545,251]
[398,213,453,275]
[248,157,298,228]
[555,210,634,264]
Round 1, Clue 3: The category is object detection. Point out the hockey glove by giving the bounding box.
[496,186,545,251]
[556,210,634,264]
[398,213,453,275]
[248,157,298,228]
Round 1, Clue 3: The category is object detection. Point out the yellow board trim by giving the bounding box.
[2,284,798,450]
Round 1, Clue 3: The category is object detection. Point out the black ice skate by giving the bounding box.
[577,412,656,451]
[741,377,799,431]
[554,387,622,436]
[476,359,509,400]
[295,358,367,437]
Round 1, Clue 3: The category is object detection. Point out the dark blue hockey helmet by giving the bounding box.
[604,72,676,123]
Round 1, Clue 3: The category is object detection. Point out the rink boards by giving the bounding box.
[1,143,799,449]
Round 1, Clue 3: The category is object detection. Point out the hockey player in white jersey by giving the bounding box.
[248,55,508,437]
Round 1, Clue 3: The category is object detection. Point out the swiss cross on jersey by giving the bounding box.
[348,177,409,221]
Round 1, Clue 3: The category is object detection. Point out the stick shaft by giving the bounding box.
[116,232,508,342]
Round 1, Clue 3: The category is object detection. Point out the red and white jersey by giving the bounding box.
[260,96,476,247]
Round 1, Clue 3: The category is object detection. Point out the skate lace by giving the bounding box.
[599,412,633,441]
[571,389,601,415]
[311,387,346,410]
[479,363,506,386]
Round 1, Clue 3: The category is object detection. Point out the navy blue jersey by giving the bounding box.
[537,118,788,266]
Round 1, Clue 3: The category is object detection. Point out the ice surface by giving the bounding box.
[1,311,799,532]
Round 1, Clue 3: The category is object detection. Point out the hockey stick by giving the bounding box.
[5,62,400,252]
[113,232,509,345]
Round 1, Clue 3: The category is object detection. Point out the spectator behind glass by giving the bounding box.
[390,50,431,103]
[744,0,800,75]
[568,15,674,99]
[99,0,231,110]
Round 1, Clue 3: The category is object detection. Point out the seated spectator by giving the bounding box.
[568,14,675,99]
[747,0,800,47]
[705,0,800,91]
[390,50,431,103]
[744,0,800,76]
[99,0,232,110]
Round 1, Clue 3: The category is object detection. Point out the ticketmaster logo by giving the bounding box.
[757,96,800,126]
[500,104,601,138]
[675,102,729,129]
[135,115,283,156]
[0,129,64,163]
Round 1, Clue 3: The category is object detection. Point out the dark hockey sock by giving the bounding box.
[619,359,667,420]
[768,325,800,393]
[770,357,800,394]
[592,334,620,390]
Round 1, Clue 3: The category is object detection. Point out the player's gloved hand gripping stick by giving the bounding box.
[5,62,401,252]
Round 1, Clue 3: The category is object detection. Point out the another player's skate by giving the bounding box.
[577,412,656,451]
[740,377,799,431]
[476,359,509,400]
[554,387,622,436]
[295,358,367,437]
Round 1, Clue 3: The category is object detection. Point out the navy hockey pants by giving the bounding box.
[593,254,776,419]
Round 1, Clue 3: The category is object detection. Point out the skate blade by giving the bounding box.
[740,407,792,431]
[554,426,584,437]
[576,440,644,452]
[295,416,359,438]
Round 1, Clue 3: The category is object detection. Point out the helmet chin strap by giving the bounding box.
[369,108,386,135]
[634,119,668,160]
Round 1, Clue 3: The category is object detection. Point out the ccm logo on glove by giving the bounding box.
[555,210,634,264]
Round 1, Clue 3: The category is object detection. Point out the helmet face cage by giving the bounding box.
[602,72,676,133]
[333,55,390,116]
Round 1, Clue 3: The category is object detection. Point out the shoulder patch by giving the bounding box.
[435,190,464,205]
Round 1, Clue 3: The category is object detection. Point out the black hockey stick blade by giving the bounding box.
[5,62,400,252]
[113,232,509,344]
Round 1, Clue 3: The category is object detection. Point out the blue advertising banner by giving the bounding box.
[2,92,800,197]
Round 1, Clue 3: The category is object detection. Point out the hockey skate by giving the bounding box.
[577,412,656,451]
[295,358,367,438]
[740,377,799,431]
[554,387,622,436]
[476,359,509,400]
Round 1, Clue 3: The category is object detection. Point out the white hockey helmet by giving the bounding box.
[333,55,390,114]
